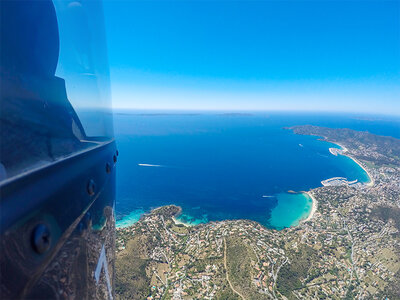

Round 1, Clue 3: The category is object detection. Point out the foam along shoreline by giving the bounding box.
[331,142,374,187]
[172,216,194,227]
[302,192,318,223]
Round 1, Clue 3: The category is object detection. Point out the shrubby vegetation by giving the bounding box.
[372,205,400,231]
[115,236,151,300]
[276,245,318,298]
[226,237,268,300]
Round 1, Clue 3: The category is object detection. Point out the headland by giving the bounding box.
[116,125,400,299]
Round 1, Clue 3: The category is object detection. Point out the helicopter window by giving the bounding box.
[54,0,114,139]
[0,0,113,183]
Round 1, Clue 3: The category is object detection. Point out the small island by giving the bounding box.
[115,126,400,299]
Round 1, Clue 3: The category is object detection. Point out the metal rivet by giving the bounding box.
[31,224,51,254]
[87,179,96,196]
[106,162,111,174]
[113,155,117,163]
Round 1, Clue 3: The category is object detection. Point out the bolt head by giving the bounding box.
[31,224,51,254]
[87,179,96,196]
[106,162,111,174]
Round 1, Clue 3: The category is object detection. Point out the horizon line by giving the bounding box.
[110,107,400,119]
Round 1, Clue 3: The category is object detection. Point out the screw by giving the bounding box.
[106,162,111,174]
[87,179,96,196]
[31,224,51,254]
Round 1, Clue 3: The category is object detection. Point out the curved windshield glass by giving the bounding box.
[0,0,113,182]
[54,0,113,138]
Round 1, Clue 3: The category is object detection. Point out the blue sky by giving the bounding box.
[104,0,400,115]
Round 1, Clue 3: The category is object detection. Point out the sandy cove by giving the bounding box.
[332,142,374,187]
[172,216,194,227]
[302,191,318,223]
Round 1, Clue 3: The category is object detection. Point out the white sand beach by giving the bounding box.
[172,216,193,227]
[303,192,318,222]
[331,142,374,187]
[345,155,374,187]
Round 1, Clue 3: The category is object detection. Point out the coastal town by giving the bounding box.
[115,126,400,299]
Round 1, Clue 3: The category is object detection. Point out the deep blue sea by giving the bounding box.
[114,111,400,229]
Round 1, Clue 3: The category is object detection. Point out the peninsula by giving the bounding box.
[115,126,400,299]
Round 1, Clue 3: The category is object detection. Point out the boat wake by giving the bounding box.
[138,163,163,167]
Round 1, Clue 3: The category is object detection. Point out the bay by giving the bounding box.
[114,111,400,229]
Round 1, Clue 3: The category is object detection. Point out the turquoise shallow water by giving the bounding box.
[175,212,209,226]
[268,193,313,229]
[114,112,399,229]
[116,195,312,228]
[116,209,145,228]
[172,193,313,229]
